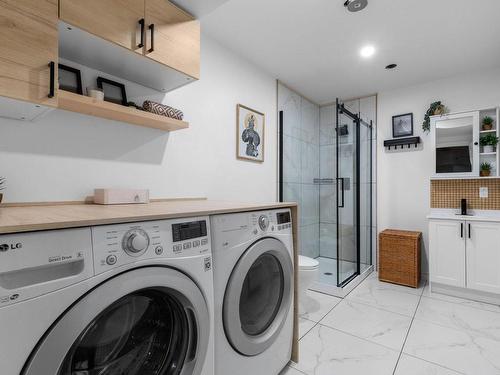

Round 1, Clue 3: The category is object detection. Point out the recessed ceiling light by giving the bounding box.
[360,45,375,58]
[385,63,398,70]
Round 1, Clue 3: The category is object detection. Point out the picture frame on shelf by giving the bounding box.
[58,64,83,95]
[392,113,413,138]
[236,104,265,163]
[97,77,127,106]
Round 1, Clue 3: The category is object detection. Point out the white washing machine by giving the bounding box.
[0,216,214,375]
[211,209,294,375]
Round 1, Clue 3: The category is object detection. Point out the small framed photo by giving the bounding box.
[392,113,413,138]
[237,104,265,162]
[58,64,83,95]
[97,77,127,106]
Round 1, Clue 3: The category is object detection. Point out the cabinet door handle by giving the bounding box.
[48,61,55,98]
[138,18,145,48]
[468,223,471,239]
[148,23,155,53]
[460,223,463,238]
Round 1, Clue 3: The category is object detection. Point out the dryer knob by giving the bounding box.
[123,229,150,255]
[258,215,269,231]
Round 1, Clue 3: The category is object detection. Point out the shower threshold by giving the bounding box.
[310,256,373,298]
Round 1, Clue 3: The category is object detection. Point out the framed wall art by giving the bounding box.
[236,104,265,162]
[392,113,414,138]
[58,64,83,95]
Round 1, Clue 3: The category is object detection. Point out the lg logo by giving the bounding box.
[0,243,22,252]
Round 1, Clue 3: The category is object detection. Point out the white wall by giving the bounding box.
[377,67,500,275]
[0,34,277,203]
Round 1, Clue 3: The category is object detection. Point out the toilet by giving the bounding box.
[298,255,319,308]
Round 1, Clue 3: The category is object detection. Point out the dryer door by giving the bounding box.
[223,237,293,356]
[22,267,209,375]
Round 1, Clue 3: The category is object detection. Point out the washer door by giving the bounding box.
[23,267,209,375]
[223,237,293,356]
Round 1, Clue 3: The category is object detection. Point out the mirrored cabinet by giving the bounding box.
[431,108,499,177]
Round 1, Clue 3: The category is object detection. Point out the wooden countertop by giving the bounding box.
[0,199,298,234]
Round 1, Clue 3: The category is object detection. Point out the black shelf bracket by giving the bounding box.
[383,136,421,150]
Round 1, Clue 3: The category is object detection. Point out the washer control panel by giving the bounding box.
[92,216,210,274]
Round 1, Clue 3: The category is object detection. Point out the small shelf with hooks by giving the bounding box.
[383,136,421,150]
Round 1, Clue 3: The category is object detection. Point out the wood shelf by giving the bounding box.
[480,152,497,156]
[58,91,189,131]
[480,129,497,133]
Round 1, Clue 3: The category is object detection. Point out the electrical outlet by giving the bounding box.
[479,187,488,198]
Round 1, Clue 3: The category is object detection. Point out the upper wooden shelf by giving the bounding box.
[58,91,189,131]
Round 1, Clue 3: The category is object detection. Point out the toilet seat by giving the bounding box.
[298,255,319,270]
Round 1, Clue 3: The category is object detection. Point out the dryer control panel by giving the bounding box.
[92,216,211,275]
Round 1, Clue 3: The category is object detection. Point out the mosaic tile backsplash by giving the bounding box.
[431,178,500,210]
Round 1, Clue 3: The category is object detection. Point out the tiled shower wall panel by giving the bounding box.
[431,178,500,210]
[278,83,320,258]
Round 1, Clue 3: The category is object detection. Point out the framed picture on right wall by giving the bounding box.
[392,113,413,138]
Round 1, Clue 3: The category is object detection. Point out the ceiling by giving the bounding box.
[189,0,500,104]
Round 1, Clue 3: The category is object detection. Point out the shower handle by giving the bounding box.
[337,177,345,208]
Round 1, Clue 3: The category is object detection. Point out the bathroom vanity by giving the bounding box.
[428,210,500,304]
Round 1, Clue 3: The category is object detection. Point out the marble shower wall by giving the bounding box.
[278,83,320,259]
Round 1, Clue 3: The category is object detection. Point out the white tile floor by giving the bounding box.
[281,272,500,375]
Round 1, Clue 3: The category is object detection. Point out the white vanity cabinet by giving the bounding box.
[429,219,466,287]
[466,221,500,294]
[429,218,500,298]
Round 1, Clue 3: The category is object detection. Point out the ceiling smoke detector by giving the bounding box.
[344,0,368,12]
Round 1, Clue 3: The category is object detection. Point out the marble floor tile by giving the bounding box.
[394,354,463,375]
[299,317,316,339]
[346,277,421,316]
[365,272,426,295]
[404,319,500,375]
[299,290,342,322]
[293,324,399,375]
[415,296,500,340]
[321,299,413,350]
[422,285,500,313]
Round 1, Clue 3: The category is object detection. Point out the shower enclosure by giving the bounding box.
[278,83,376,296]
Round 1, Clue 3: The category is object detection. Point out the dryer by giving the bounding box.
[211,209,294,375]
[0,216,214,375]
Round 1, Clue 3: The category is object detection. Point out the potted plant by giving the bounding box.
[482,116,494,131]
[422,101,447,132]
[480,162,492,177]
[0,177,4,204]
[480,134,499,153]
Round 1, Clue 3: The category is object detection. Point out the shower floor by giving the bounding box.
[316,256,371,286]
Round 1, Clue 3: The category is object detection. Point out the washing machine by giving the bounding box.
[0,216,214,375]
[211,209,294,375]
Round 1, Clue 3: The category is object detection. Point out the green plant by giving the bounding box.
[480,134,499,146]
[481,162,492,171]
[483,116,494,126]
[0,177,4,191]
[422,101,446,133]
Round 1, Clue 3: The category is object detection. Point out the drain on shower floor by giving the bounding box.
[324,272,333,276]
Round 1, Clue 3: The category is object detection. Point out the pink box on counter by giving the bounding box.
[94,189,150,205]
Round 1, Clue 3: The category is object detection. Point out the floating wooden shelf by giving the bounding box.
[58,91,189,131]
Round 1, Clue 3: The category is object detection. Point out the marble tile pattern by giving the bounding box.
[289,273,500,375]
[278,83,321,259]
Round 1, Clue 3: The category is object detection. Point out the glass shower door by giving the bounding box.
[336,106,359,286]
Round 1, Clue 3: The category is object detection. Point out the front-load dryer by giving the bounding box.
[211,209,294,375]
[0,216,214,375]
